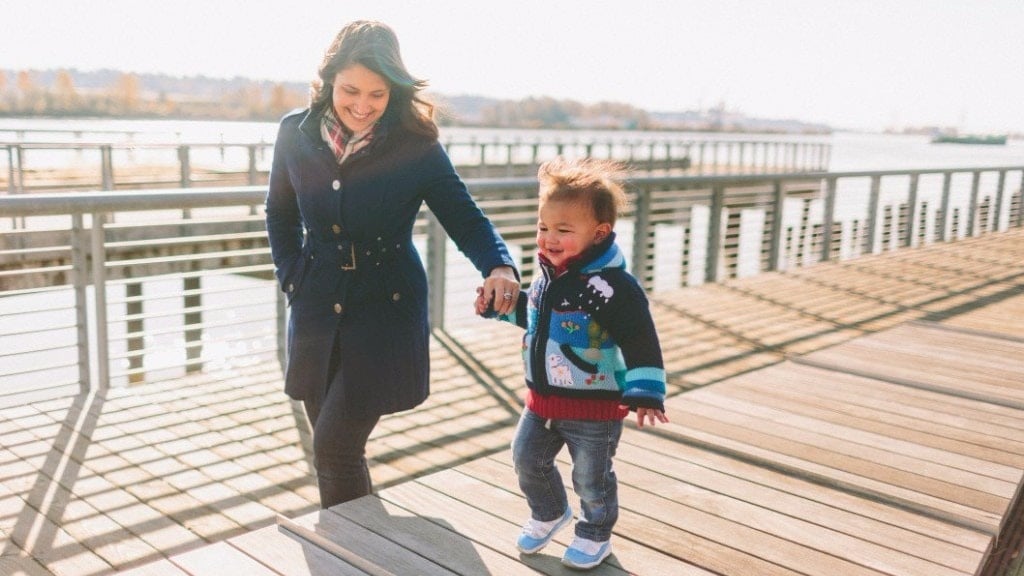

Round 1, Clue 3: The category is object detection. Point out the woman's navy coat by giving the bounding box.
[265,107,515,416]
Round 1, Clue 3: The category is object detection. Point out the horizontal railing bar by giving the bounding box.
[103,264,275,285]
[112,346,278,378]
[105,247,270,269]
[0,246,73,257]
[112,314,278,342]
[3,341,77,357]
[108,283,270,306]
[0,361,79,379]
[0,264,74,277]
[105,231,268,250]
[1,137,828,149]
[5,165,1020,216]
[0,379,80,397]
[0,321,79,336]
[0,186,267,216]
[110,333,275,362]
[109,299,276,324]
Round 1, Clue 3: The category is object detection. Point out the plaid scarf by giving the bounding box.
[320,105,376,165]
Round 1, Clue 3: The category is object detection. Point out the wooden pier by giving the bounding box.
[1,228,1022,575]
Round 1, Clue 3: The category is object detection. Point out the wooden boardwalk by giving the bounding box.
[1,228,1022,575]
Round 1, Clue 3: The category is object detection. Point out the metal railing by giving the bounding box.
[1,137,830,195]
[1,166,1020,401]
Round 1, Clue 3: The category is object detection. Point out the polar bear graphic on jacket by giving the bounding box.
[547,354,575,388]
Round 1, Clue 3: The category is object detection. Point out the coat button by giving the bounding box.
[332,179,341,191]
[391,292,401,302]
[333,303,343,314]
[287,283,295,292]
[332,224,341,234]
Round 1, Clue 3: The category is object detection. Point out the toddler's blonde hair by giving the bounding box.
[537,157,628,226]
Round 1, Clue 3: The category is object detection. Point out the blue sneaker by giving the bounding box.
[562,536,612,570]
[516,505,572,554]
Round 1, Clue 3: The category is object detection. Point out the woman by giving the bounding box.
[265,20,520,508]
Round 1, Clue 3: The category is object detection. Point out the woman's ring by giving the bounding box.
[503,292,513,300]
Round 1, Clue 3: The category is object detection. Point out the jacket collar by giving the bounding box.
[298,104,393,151]
[538,232,625,279]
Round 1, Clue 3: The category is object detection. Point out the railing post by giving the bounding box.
[905,173,919,248]
[72,213,91,392]
[100,145,114,190]
[865,175,882,254]
[967,171,981,237]
[91,212,110,390]
[248,145,260,215]
[705,185,725,283]
[767,180,785,271]
[126,282,144,383]
[630,184,652,289]
[819,177,837,262]
[938,172,953,241]
[6,145,17,194]
[184,275,202,373]
[993,170,1007,231]
[1017,169,1024,228]
[248,145,259,185]
[426,212,448,330]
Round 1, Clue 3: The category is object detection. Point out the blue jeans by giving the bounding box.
[511,408,623,541]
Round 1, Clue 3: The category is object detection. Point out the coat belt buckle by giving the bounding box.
[340,243,357,270]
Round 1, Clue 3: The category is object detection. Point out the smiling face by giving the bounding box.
[331,63,390,133]
[536,199,612,269]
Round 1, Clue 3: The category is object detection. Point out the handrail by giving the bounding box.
[1,166,1020,398]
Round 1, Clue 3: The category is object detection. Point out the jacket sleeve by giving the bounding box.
[596,272,666,412]
[418,142,518,279]
[264,118,304,294]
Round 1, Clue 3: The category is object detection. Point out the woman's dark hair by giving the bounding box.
[311,20,438,139]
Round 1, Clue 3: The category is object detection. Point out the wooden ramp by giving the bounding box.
[124,318,1024,576]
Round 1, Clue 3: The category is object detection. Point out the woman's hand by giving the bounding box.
[482,266,519,316]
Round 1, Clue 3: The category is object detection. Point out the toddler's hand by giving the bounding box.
[473,286,492,316]
[620,406,669,428]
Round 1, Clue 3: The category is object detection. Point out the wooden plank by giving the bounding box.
[800,323,1024,407]
[652,409,1004,532]
[464,454,889,576]
[284,507,459,576]
[761,362,1024,436]
[664,395,1013,512]
[723,373,1024,466]
[377,477,597,576]
[228,524,368,576]
[686,389,1021,487]
[607,446,978,575]
[113,558,192,576]
[613,440,986,572]
[617,430,993,554]
[406,464,713,576]
[331,492,541,575]
[0,555,55,576]
[170,541,279,575]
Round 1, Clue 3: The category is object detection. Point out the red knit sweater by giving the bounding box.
[526,389,630,421]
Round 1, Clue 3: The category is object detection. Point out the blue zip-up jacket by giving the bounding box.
[495,234,666,412]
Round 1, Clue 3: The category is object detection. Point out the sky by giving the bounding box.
[3,0,1023,134]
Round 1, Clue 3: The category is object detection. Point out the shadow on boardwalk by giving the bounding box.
[0,229,1022,574]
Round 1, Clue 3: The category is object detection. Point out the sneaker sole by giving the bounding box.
[562,545,611,569]
[516,507,572,554]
